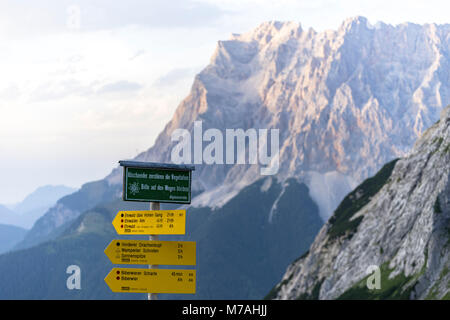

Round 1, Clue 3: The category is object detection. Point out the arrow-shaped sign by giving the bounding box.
[104,239,196,265]
[104,267,196,294]
[112,210,186,235]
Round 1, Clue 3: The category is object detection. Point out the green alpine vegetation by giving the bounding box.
[0,177,323,300]
[327,158,399,240]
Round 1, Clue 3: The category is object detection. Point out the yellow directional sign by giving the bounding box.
[104,240,196,265]
[112,210,186,235]
[104,267,196,294]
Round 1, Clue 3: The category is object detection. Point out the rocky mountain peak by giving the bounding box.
[105,17,450,220]
[232,20,303,43]
[339,15,370,31]
[22,17,450,250]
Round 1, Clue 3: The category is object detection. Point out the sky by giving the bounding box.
[0,0,449,204]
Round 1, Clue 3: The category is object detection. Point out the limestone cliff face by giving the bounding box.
[271,105,450,300]
[108,17,450,220]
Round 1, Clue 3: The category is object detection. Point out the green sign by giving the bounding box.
[122,165,192,204]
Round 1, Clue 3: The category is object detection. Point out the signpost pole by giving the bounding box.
[148,201,160,301]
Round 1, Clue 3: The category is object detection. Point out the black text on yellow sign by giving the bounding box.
[104,267,196,294]
[104,240,196,265]
[112,210,186,235]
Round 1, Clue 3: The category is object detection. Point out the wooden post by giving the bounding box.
[148,201,160,300]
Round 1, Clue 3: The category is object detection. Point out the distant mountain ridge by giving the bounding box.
[0,177,323,299]
[0,185,76,229]
[0,224,27,254]
[14,180,117,250]
[0,204,15,226]
[13,185,76,215]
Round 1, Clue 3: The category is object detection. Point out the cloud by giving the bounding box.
[97,80,143,94]
[0,84,21,101]
[29,79,94,102]
[129,49,146,61]
[153,67,200,88]
[0,0,227,38]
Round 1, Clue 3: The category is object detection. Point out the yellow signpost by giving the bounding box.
[104,239,196,266]
[112,210,186,235]
[104,267,196,294]
[105,161,196,298]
